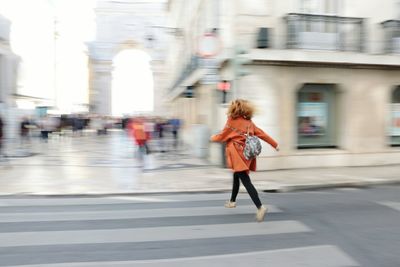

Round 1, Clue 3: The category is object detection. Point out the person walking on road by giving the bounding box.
[0,116,9,166]
[211,99,279,222]
[129,117,149,161]
[0,116,4,158]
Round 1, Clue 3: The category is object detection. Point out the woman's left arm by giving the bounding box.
[254,125,278,149]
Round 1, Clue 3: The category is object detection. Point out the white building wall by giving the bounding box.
[241,64,400,170]
[230,0,400,53]
[166,0,400,169]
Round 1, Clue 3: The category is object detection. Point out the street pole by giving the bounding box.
[232,47,238,100]
[232,0,238,100]
[53,17,58,110]
[222,90,227,104]
[232,45,251,101]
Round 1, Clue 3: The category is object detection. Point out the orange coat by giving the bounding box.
[211,117,278,172]
[129,120,147,145]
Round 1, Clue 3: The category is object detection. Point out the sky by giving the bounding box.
[0,0,155,114]
[0,0,97,113]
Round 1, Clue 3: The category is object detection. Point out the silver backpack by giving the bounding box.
[229,124,262,160]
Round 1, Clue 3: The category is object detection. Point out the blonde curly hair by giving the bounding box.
[227,99,255,119]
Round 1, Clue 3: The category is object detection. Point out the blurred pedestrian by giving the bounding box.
[129,118,149,160]
[90,115,102,135]
[169,117,181,149]
[122,116,130,130]
[20,117,31,145]
[143,118,154,153]
[72,115,84,136]
[0,116,4,158]
[0,115,10,167]
[211,99,279,222]
[39,116,57,142]
[155,119,167,153]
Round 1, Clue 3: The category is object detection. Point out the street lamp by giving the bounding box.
[53,16,59,109]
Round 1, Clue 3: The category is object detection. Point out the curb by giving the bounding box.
[262,179,400,193]
[0,188,233,198]
[0,180,399,197]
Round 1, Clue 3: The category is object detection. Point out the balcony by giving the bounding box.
[169,55,201,91]
[382,20,400,54]
[285,13,365,52]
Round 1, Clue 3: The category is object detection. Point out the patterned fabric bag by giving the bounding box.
[243,126,262,160]
[229,124,262,160]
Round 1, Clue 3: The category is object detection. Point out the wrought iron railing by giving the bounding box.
[170,55,200,92]
[382,20,400,54]
[285,13,365,52]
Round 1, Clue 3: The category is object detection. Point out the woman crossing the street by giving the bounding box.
[211,99,279,222]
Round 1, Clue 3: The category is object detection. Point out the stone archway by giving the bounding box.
[87,0,167,115]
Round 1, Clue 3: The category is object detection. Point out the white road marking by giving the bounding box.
[0,221,311,247]
[6,245,359,267]
[379,201,400,212]
[0,205,281,223]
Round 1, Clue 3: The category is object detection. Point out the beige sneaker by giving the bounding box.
[224,201,236,208]
[256,205,267,222]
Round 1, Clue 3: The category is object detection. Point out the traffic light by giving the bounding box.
[217,80,231,91]
[217,80,231,104]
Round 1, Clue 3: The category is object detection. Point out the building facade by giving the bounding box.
[166,0,400,170]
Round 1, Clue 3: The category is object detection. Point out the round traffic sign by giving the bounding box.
[196,32,221,58]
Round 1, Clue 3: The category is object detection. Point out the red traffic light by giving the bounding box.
[218,81,231,91]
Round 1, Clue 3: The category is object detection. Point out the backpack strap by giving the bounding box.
[227,125,246,136]
[228,122,252,137]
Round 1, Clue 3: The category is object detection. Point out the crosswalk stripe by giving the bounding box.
[0,220,311,247]
[0,194,254,206]
[378,201,400,211]
[110,194,245,202]
[0,197,174,206]
[3,245,359,267]
[0,205,282,223]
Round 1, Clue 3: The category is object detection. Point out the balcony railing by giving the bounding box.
[285,13,365,52]
[382,20,400,54]
[170,55,200,91]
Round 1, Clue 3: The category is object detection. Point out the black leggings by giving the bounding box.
[230,171,262,209]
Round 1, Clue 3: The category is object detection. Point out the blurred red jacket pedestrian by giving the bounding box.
[128,119,149,146]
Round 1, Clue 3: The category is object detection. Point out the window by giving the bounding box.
[297,84,338,149]
[301,0,339,33]
[301,0,338,15]
[390,86,400,146]
[397,1,400,19]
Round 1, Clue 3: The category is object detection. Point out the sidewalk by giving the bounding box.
[0,132,399,195]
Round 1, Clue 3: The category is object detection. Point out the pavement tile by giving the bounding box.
[1,132,400,195]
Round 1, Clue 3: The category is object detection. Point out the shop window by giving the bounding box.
[297,84,338,149]
[390,86,400,146]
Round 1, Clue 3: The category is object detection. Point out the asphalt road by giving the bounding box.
[0,185,399,266]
